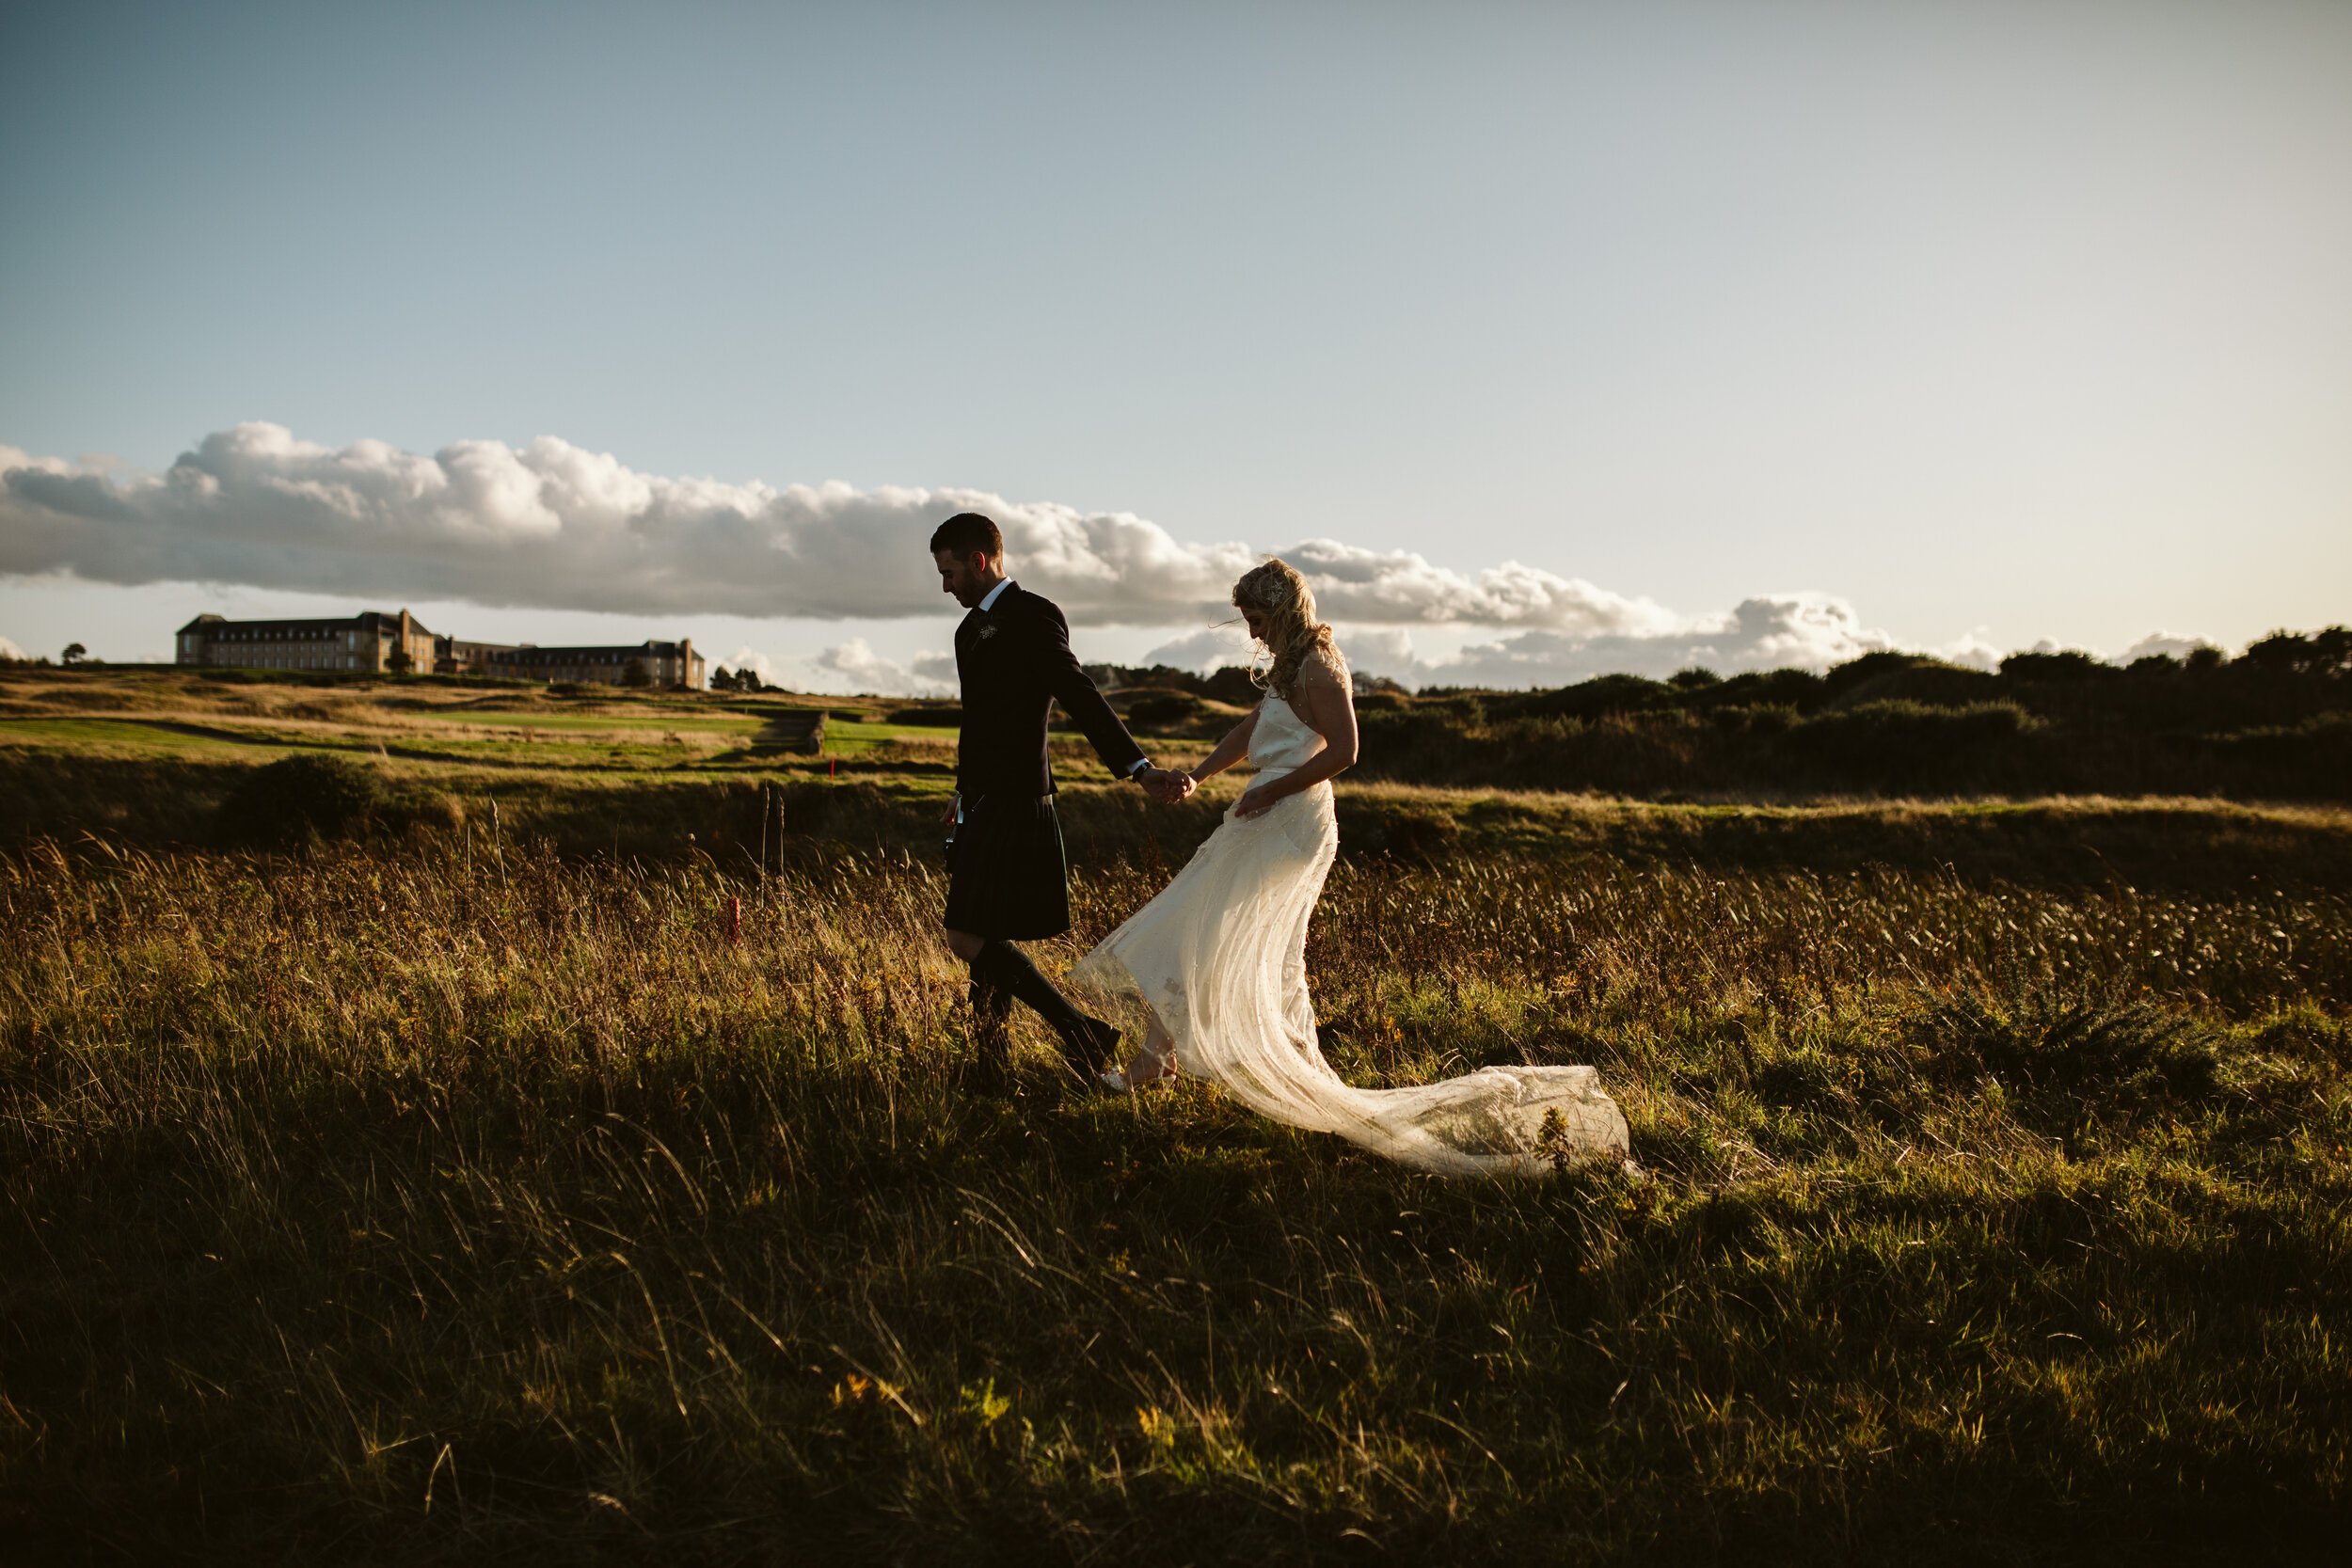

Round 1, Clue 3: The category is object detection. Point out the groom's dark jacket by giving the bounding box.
[954,582,1146,800]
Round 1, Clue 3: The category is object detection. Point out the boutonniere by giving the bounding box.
[976,624,999,641]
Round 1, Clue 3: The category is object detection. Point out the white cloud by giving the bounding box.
[2119,631,2222,663]
[803,638,953,697]
[1139,622,1256,673]
[1330,594,1901,689]
[1,423,1691,635]
[0,633,25,660]
[720,643,779,684]
[3,423,2239,692]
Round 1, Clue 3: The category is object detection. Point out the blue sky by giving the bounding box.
[3,1,2346,689]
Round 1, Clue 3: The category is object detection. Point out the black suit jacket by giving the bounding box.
[955,582,1147,799]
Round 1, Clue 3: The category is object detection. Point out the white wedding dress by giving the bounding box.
[1072,657,1629,1177]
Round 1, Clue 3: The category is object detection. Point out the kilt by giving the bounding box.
[943,792,1071,940]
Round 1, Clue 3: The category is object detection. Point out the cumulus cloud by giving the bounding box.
[804,639,953,697]
[720,644,780,685]
[0,633,26,660]
[1143,594,1945,689]
[1350,594,1908,688]
[1139,622,1257,673]
[5,423,2225,692]
[2119,631,2223,663]
[2,424,1677,633]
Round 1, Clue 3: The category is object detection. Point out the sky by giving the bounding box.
[2,0,2346,691]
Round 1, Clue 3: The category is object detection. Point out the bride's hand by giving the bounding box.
[1233,784,1279,819]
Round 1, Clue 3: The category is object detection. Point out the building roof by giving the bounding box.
[175,610,435,639]
[490,640,699,658]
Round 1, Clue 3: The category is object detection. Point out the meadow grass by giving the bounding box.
[3,819,2346,1563]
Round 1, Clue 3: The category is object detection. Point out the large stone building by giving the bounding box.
[175,610,705,689]
[487,640,705,689]
[175,609,442,675]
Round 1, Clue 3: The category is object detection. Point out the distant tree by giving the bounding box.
[1354,672,1407,696]
[621,659,653,689]
[2126,653,2181,675]
[386,648,414,675]
[2313,626,2352,678]
[2238,631,2315,675]
[2000,649,2109,681]
[2185,645,2225,673]
[1201,665,1262,705]
[61,641,87,666]
[711,665,737,691]
[1668,667,1722,691]
[2235,627,2351,678]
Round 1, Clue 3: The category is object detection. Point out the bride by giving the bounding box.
[1072,559,1629,1177]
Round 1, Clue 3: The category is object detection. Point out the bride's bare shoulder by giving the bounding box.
[1298,638,1351,691]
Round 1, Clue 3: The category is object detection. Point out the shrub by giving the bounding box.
[1127,692,1210,729]
[2000,649,2112,682]
[216,754,386,847]
[1200,666,1263,706]
[886,705,962,727]
[1784,700,2038,786]
[1821,650,1942,697]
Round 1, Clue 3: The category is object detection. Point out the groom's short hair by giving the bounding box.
[930,512,1003,562]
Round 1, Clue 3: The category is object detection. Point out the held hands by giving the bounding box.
[1138,766,1196,805]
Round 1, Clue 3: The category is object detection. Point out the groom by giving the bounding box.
[930,511,1193,1082]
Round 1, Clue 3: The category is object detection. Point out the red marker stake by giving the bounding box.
[726,895,742,946]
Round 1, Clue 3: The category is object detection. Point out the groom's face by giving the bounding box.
[934,547,999,609]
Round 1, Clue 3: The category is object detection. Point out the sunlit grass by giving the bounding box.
[3,831,2345,1560]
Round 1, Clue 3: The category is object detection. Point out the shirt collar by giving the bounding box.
[977,578,1015,613]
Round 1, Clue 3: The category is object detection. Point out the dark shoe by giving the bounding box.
[1067,1014,1124,1075]
[971,939,1120,1070]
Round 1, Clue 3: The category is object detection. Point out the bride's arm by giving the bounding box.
[1184,706,1261,785]
[1234,656,1359,818]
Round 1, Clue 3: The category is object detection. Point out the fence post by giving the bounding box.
[766,782,787,878]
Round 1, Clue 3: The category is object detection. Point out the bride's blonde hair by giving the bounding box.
[1232,558,1338,700]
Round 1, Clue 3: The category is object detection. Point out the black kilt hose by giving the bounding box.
[945,582,1148,941]
[944,794,1069,939]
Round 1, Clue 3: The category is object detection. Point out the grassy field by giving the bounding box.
[2,666,2348,1562]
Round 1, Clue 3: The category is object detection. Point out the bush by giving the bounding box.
[1785,700,2038,787]
[886,705,961,727]
[1821,650,1942,697]
[1126,691,1210,729]
[1200,666,1263,706]
[216,754,386,847]
[2000,649,2112,682]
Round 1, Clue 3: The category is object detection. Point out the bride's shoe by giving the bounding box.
[1098,1047,1177,1095]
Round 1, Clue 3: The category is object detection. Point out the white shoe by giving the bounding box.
[1099,1055,1176,1095]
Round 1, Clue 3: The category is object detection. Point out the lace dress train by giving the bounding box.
[1071,686,1629,1177]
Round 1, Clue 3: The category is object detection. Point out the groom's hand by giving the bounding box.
[1136,766,1192,804]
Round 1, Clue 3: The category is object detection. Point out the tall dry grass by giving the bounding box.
[3,830,2347,1561]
